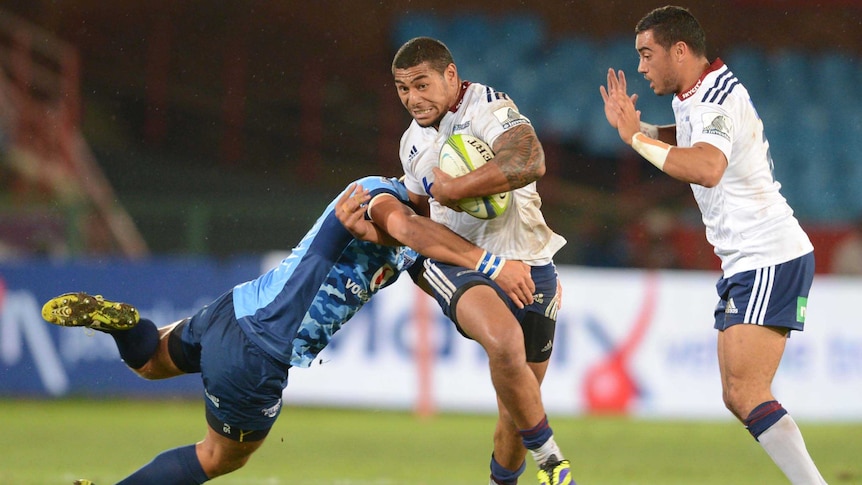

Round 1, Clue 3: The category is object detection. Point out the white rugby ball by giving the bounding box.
[437,134,510,219]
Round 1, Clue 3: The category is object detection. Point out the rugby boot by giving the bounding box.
[42,292,139,331]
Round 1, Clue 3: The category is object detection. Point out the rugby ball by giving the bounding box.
[437,134,510,219]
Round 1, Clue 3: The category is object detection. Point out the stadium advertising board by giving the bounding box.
[1,258,860,420]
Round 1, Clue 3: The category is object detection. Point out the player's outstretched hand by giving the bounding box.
[495,259,535,309]
[335,183,375,241]
[600,68,640,143]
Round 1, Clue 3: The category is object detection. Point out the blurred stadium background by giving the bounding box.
[1,1,861,483]
[2,0,861,264]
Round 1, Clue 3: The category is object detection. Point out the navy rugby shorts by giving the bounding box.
[421,259,560,362]
[179,291,289,441]
[713,252,814,332]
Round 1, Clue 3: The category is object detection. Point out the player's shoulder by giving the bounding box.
[697,63,749,107]
[462,81,515,107]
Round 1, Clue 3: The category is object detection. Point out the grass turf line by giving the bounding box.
[0,399,859,484]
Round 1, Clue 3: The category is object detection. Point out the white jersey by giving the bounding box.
[399,81,566,264]
[672,59,813,276]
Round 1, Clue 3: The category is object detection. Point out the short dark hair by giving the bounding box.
[391,37,454,74]
[635,5,707,57]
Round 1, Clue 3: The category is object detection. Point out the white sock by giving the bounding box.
[757,414,827,484]
[529,435,564,466]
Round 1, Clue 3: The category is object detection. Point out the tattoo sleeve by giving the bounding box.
[491,124,545,190]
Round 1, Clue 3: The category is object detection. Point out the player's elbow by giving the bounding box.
[525,140,546,182]
[695,164,725,188]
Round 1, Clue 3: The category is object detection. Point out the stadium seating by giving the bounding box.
[391,12,862,225]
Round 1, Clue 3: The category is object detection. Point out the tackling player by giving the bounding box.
[600,6,825,484]
[41,175,536,485]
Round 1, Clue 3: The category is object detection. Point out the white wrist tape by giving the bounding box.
[475,250,506,280]
[639,122,659,139]
[631,132,671,171]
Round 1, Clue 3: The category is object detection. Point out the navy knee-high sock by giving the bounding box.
[117,444,209,485]
[490,453,526,485]
[108,318,160,369]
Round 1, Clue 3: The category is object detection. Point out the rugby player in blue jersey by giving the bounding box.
[42,175,536,485]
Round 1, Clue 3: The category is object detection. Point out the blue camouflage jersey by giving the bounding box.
[232,176,418,367]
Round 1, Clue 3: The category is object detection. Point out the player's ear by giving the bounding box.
[445,63,458,84]
[673,41,687,62]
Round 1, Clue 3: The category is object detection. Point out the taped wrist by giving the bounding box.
[475,250,506,280]
[631,132,671,171]
[639,122,659,139]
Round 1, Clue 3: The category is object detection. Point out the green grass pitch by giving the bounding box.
[1,399,859,484]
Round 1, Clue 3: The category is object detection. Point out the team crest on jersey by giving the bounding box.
[493,107,530,129]
[701,112,732,141]
[369,263,397,292]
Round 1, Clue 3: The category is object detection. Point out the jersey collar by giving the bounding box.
[450,81,471,112]
[677,58,724,101]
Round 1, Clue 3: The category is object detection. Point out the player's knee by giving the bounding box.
[199,443,259,478]
[721,385,753,419]
[206,455,251,478]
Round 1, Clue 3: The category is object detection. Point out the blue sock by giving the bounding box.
[117,444,209,484]
[109,318,159,369]
[744,400,788,441]
[490,453,525,484]
[519,415,553,450]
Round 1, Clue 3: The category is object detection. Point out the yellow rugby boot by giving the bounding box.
[42,292,139,331]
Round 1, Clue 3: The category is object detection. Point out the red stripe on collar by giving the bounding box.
[450,81,471,112]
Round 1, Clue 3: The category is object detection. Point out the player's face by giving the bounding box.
[636,30,678,96]
[393,61,459,128]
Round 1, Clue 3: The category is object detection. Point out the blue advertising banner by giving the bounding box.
[0,257,261,398]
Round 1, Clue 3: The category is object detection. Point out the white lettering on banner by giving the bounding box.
[0,285,209,395]
[665,338,717,372]
[0,290,69,395]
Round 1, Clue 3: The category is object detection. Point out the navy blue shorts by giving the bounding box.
[713,252,814,332]
[178,291,289,441]
[421,259,560,362]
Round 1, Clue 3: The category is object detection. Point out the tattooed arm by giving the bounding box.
[430,124,545,206]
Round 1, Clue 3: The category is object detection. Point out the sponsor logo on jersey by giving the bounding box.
[797,296,807,323]
[422,176,433,197]
[345,278,371,302]
[679,77,703,100]
[453,121,471,131]
[408,145,419,164]
[493,107,530,129]
[369,264,397,292]
[702,112,732,141]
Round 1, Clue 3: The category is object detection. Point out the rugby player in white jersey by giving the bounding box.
[601,6,825,484]
[388,36,572,485]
